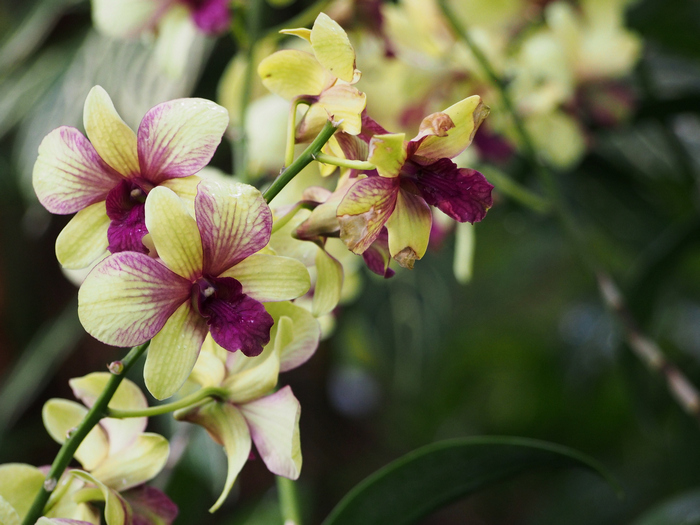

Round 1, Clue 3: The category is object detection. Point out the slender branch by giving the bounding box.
[597,274,700,421]
[313,152,376,171]
[481,167,551,215]
[277,476,302,525]
[21,342,150,525]
[440,0,700,427]
[285,98,312,167]
[271,201,315,234]
[106,386,229,419]
[264,120,338,204]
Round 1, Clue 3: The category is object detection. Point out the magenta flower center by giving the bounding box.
[191,275,274,357]
[105,179,153,254]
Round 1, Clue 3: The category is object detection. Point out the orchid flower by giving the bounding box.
[33,85,229,270]
[91,0,231,78]
[78,179,311,400]
[5,373,176,525]
[174,301,320,511]
[337,95,494,268]
[258,12,367,143]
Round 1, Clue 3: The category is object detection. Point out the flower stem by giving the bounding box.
[480,167,551,215]
[264,120,339,204]
[106,386,229,418]
[276,476,302,525]
[313,152,376,171]
[441,0,700,427]
[20,342,150,525]
[285,98,312,167]
[271,201,315,234]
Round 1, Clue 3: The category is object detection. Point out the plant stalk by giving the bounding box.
[21,342,150,525]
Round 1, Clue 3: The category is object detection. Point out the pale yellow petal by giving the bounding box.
[310,12,356,82]
[368,133,406,178]
[144,301,208,400]
[220,254,310,302]
[83,86,139,177]
[145,186,203,280]
[55,201,110,270]
[41,399,108,471]
[258,49,332,100]
[312,249,343,317]
[385,189,432,269]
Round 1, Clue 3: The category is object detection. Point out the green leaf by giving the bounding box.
[631,488,700,525]
[322,436,620,525]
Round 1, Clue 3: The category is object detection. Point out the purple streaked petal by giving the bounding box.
[239,386,302,480]
[411,158,493,223]
[78,252,190,347]
[195,179,272,276]
[337,175,399,254]
[124,485,178,525]
[33,126,122,214]
[137,98,228,184]
[362,228,395,278]
[188,0,230,34]
[358,110,391,142]
[105,179,149,254]
[197,276,274,357]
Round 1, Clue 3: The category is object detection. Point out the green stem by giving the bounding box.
[264,120,338,204]
[479,167,551,215]
[107,386,229,418]
[276,476,302,525]
[285,98,311,167]
[21,342,150,525]
[313,152,376,171]
[271,201,314,234]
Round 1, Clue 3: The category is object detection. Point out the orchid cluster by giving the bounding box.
[322,0,642,168]
[1,10,494,525]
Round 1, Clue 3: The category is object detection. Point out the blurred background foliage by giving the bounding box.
[2,0,700,523]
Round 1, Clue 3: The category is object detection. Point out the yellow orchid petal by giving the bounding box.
[223,344,280,404]
[83,86,139,177]
[310,12,356,83]
[90,433,170,492]
[220,254,310,302]
[41,399,108,470]
[189,345,227,388]
[312,249,343,317]
[258,49,332,100]
[0,464,45,521]
[385,188,432,269]
[69,373,147,456]
[296,84,366,141]
[368,133,407,178]
[413,95,489,160]
[161,174,201,216]
[0,496,19,525]
[70,471,130,525]
[145,186,203,280]
[279,27,312,43]
[55,201,110,270]
[265,302,320,372]
[144,301,208,400]
[175,402,251,512]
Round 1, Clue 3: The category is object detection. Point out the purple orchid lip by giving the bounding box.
[105,179,151,254]
[192,275,274,357]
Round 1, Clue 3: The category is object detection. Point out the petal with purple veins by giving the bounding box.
[239,386,302,480]
[33,126,121,214]
[337,175,399,254]
[362,227,395,278]
[122,485,178,525]
[412,159,494,223]
[137,98,229,183]
[195,179,272,276]
[78,252,190,347]
[105,180,149,254]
